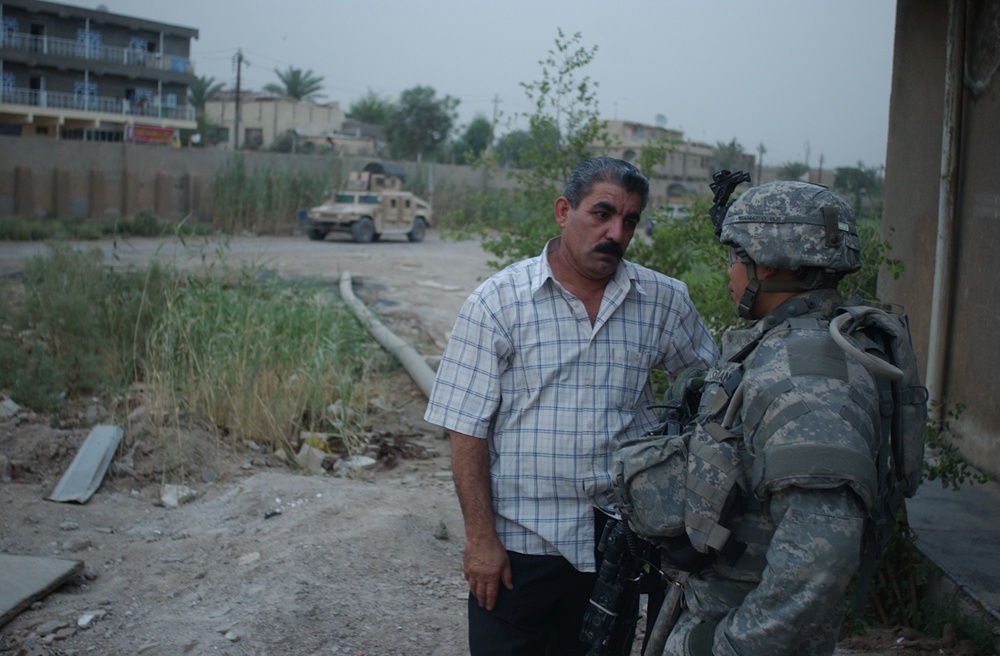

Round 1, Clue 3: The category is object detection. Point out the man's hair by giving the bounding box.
[563,157,650,211]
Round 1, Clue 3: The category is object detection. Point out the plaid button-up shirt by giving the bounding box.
[424,241,718,570]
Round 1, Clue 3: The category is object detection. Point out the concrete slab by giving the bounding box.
[0,553,84,627]
[907,477,1000,622]
[46,424,123,504]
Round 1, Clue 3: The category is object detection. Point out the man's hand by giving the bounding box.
[450,431,513,611]
[464,534,513,610]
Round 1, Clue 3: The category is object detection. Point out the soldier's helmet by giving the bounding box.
[720,180,862,274]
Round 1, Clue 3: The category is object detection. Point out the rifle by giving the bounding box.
[580,398,691,655]
[708,169,751,238]
[580,518,656,656]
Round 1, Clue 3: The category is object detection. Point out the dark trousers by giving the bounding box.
[467,510,611,656]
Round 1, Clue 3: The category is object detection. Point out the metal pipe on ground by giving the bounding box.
[339,270,436,399]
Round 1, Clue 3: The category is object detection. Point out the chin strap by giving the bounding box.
[738,262,839,319]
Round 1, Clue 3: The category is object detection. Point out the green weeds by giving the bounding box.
[1,243,382,457]
[0,212,210,241]
[210,155,331,234]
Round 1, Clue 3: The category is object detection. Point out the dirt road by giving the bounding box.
[0,232,915,655]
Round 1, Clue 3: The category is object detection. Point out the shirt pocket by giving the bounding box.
[608,349,652,411]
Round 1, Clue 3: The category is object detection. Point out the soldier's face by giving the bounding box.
[728,257,749,305]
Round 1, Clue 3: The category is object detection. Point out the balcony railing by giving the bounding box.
[1,31,194,74]
[1,87,195,121]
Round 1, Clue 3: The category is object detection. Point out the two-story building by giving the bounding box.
[602,119,746,183]
[601,119,754,212]
[0,0,198,143]
[203,91,387,157]
[203,91,354,152]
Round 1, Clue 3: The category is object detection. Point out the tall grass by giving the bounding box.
[211,155,333,234]
[0,211,210,241]
[142,270,380,453]
[4,244,170,410]
[1,243,383,458]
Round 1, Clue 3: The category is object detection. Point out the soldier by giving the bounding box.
[661,180,880,655]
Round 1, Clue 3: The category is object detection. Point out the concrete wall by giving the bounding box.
[0,139,546,223]
[0,139,683,226]
[881,0,1000,477]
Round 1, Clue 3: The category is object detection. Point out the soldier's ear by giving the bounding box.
[756,264,796,281]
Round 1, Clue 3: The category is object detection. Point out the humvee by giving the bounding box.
[303,162,432,243]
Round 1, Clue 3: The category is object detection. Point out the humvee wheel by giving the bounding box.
[407,217,427,243]
[351,217,375,243]
[307,227,326,241]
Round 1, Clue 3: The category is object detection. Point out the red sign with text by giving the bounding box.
[127,124,176,145]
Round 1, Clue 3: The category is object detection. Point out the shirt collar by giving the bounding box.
[531,237,644,298]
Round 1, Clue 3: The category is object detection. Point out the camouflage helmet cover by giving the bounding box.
[720,180,862,274]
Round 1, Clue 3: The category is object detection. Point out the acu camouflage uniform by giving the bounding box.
[664,182,877,656]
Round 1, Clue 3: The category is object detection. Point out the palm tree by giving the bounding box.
[710,137,749,173]
[189,75,225,113]
[263,66,325,101]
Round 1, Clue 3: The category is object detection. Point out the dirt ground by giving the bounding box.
[0,231,963,655]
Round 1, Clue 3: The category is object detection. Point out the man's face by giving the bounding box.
[554,182,642,281]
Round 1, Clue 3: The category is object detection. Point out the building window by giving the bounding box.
[128,88,154,114]
[2,17,18,43]
[245,128,263,148]
[36,126,49,135]
[207,125,229,144]
[75,28,102,57]
[73,80,98,108]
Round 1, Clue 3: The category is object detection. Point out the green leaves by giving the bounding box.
[263,66,325,101]
[628,199,739,342]
[385,86,459,161]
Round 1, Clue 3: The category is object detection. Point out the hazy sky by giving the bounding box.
[105,0,897,170]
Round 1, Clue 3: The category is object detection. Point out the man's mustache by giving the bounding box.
[594,241,623,258]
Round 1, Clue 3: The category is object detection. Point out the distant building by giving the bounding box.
[602,119,683,164]
[601,119,754,184]
[204,92,355,152]
[0,0,199,143]
[599,119,755,209]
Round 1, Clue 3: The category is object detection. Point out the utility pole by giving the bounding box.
[232,49,246,150]
[756,142,766,185]
[488,93,501,153]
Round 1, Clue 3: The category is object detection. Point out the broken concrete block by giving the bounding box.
[161,484,198,508]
